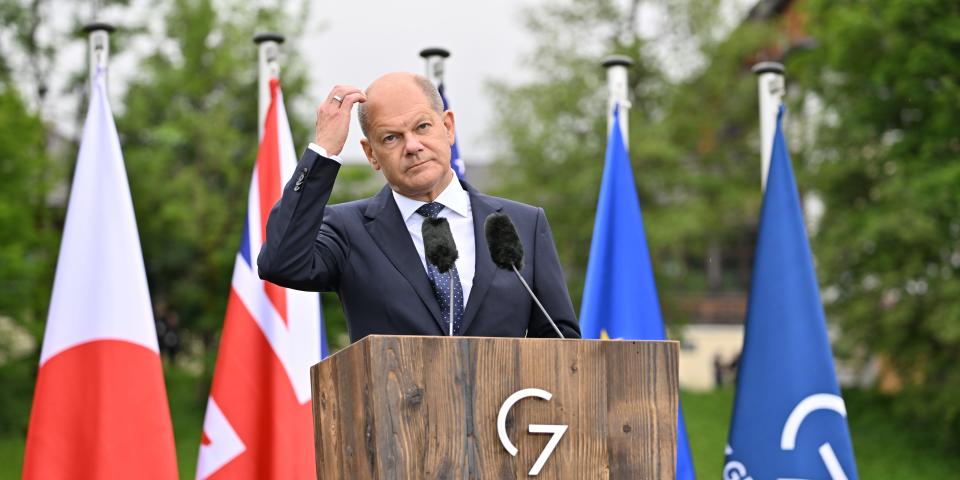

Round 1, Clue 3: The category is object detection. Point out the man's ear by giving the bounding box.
[360,138,380,171]
[443,110,456,145]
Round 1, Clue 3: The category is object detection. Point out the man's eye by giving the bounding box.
[383,134,396,143]
[417,123,430,131]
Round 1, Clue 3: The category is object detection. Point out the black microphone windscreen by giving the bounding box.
[421,217,458,273]
[484,213,524,270]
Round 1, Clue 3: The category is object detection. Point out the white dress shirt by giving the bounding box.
[308,143,475,303]
[392,178,476,303]
[308,143,343,163]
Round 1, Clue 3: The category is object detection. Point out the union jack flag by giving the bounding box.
[197,78,327,479]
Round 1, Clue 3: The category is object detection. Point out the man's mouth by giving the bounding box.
[406,160,430,172]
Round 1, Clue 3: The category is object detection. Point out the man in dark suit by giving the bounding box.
[258,72,579,342]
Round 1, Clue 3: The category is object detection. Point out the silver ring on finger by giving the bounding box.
[332,95,344,104]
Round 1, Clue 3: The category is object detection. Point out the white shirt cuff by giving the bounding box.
[308,142,343,164]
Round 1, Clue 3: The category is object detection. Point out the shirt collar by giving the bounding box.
[392,172,470,221]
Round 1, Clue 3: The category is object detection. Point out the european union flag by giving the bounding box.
[581,106,695,479]
[438,83,465,179]
[724,106,858,479]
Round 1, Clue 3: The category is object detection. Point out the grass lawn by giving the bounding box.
[166,367,207,479]
[0,436,24,479]
[3,371,958,478]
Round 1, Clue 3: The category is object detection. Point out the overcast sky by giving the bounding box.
[29,0,753,165]
[289,0,751,164]
[27,0,544,164]
[295,0,545,164]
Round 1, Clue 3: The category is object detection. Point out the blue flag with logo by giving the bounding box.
[438,83,465,179]
[724,107,858,479]
[581,106,695,480]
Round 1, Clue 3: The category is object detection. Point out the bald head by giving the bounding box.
[357,72,445,138]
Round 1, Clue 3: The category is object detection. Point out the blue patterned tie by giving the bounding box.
[416,202,465,335]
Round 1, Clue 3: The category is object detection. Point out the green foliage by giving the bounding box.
[0,354,37,441]
[165,365,205,478]
[639,22,777,319]
[488,0,657,310]
[0,86,56,327]
[789,0,960,444]
[488,0,775,325]
[0,0,55,100]
[118,0,312,350]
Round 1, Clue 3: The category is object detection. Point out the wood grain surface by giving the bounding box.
[310,336,677,479]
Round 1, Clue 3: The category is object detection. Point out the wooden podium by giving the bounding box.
[310,335,678,479]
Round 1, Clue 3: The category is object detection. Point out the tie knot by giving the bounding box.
[416,202,446,218]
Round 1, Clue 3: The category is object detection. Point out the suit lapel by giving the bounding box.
[460,185,503,334]
[363,185,445,332]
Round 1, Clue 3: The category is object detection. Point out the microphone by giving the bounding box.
[422,217,458,336]
[484,213,565,338]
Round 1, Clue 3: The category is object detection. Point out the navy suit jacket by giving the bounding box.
[257,148,580,342]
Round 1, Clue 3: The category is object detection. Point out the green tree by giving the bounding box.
[0,77,54,436]
[118,0,313,358]
[487,0,662,308]
[790,0,960,444]
[488,0,776,325]
[0,78,54,337]
[639,20,779,319]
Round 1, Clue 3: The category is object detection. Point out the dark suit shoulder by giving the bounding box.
[474,192,541,214]
[473,193,546,227]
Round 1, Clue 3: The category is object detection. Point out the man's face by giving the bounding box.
[360,78,456,201]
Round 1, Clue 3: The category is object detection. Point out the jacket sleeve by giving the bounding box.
[528,208,581,338]
[257,148,348,292]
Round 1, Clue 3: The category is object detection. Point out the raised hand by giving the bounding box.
[314,85,366,156]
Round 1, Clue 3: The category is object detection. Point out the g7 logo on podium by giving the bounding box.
[497,388,568,476]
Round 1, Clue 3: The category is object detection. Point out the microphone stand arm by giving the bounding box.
[510,264,565,338]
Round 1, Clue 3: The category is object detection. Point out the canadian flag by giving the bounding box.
[196,78,325,479]
[22,68,178,478]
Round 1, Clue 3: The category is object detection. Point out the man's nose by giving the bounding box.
[404,135,425,155]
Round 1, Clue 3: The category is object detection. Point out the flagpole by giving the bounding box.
[419,47,450,87]
[602,55,632,148]
[84,23,115,96]
[254,32,284,140]
[752,61,785,191]
[420,47,469,180]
